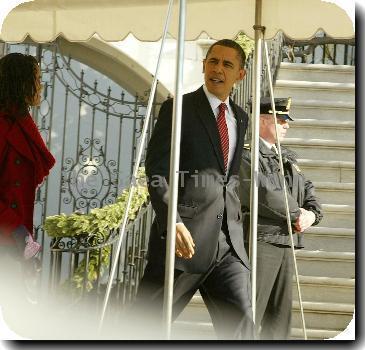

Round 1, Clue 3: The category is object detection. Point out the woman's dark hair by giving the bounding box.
[206,39,246,68]
[0,52,39,118]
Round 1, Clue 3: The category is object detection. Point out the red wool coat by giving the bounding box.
[0,111,55,245]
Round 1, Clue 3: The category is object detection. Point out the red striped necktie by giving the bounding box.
[217,103,229,172]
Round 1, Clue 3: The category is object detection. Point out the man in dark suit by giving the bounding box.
[134,39,253,339]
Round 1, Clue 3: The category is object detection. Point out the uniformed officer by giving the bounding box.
[239,97,323,339]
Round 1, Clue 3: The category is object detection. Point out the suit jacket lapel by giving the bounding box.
[228,100,245,177]
[195,87,225,173]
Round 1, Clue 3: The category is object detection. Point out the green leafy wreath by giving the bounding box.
[43,168,149,293]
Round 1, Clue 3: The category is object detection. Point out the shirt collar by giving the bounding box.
[260,137,274,150]
[203,84,231,117]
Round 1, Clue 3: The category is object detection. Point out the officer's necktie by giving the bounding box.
[271,144,278,154]
[217,103,229,172]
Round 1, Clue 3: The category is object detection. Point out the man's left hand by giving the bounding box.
[294,208,316,233]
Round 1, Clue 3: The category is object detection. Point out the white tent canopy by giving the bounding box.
[1,0,354,43]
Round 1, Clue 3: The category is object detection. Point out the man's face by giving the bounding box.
[203,45,245,101]
[259,114,290,144]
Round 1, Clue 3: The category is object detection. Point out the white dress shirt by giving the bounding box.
[260,137,274,151]
[260,138,279,155]
[203,85,237,173]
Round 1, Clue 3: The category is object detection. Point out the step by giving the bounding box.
[282,138,355,162]
[297,159,354,183]
[173,320,345,340]
[174,296,354,339]
[174,295,212,324]
[295,250,355,279]
[287,119,355,141]
[303,226,355,252]
[292,275,355,304]
[172,321,216,340]
[291,327,342,340]
[328,317,355,340]
[289,99,355,121]
[291,301,354,331]
[320,204,355,228]
[277,63,355,83]
[275,80,355,103]
[314,182,355,206]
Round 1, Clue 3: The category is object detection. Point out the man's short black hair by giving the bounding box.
[206,39,246,68]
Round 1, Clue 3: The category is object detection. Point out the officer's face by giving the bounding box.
[259,115,289,144]
[203,45,246,101]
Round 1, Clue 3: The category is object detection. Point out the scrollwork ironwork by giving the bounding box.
[50,230,112,252]
[60,138,118,211]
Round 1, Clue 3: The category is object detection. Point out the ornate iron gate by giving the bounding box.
[1,41,161,289]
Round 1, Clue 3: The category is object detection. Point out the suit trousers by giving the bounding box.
[255,241,293,340]
[129,233,254,340]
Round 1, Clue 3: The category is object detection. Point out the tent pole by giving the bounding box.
[97,0,175,333]
[263,40,307,340]
[162,0,186,340]
[250,0,264,329]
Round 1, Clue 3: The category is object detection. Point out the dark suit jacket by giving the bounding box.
[145,86,250,273]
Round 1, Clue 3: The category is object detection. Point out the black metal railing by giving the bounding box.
[281,32,355,65]
[48,202,153,316]
[262,32,285,97]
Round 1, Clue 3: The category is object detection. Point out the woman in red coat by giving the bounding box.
[0,53,55,336]
[0,53,55,260]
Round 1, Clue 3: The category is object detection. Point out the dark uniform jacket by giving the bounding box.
[239,139,322,247]
[145,86,250,274]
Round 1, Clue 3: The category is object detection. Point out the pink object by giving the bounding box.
[24,235,41,260]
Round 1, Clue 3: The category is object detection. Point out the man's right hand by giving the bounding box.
[175,223,195,259]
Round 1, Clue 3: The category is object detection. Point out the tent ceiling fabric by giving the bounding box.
[1,0,354,43]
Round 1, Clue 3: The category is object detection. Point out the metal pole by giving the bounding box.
[263,41,307,340]
[250,0,264,327]
[162,0,186,340]
[98,0,174,331]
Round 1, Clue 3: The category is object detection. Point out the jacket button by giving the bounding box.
[217,213,223,220]
[15,158,21,165]
[15,181,21,187]
[11,202,17,209]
